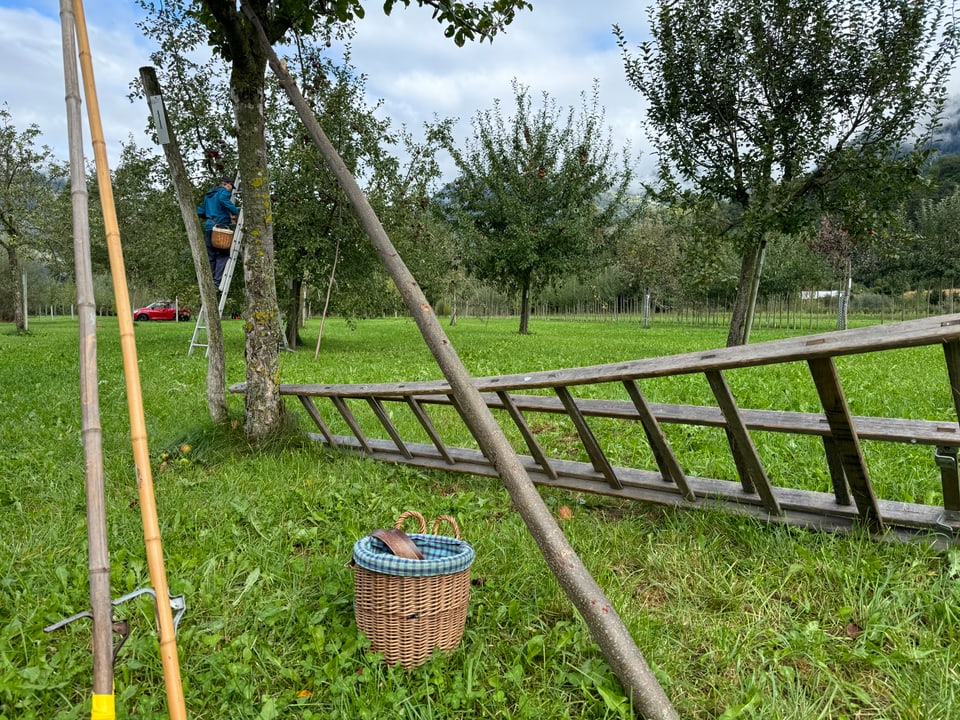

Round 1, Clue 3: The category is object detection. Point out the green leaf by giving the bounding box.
[232,567,262,606]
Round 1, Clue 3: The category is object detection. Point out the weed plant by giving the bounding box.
[0,316,958,719]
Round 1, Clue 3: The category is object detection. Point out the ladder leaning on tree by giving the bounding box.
[188,207,244,356]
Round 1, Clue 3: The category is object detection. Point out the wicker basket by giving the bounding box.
[211,225,233,250]
[352,511,474,667]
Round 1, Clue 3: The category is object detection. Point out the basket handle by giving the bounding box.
[394,510,427,534]
[431,515,461,539]
[369,528,424,560]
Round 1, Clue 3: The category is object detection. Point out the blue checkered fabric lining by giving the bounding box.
[353,533,475,577]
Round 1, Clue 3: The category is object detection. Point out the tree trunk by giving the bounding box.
[838,256,852,331]
[139,67,228,422]
[726,238,766,347]
[518,279,531,334]
[6,244,25,332]
[233,54,285,440]
[285,276,303,348]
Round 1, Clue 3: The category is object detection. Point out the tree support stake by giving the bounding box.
[240,4,677,717]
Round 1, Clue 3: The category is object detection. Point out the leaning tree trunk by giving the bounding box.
[726,238,766,347]
[232,52,285,440]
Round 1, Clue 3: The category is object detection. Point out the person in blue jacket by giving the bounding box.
[197,176,240,288]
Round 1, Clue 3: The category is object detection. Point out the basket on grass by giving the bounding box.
[211,225,233,249]
[352,510,475,667]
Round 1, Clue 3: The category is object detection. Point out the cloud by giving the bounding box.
[0,4,155,163]
[6,0,956,192]
[0,1,655,182]
[330,1,655,177]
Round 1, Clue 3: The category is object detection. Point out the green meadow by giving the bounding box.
[1,316,958,719]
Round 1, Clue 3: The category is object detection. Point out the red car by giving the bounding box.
[133,301,191,322]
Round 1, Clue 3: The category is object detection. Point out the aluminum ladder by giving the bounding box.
[188,207,244,356]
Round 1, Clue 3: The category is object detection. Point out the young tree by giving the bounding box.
[911,187,960,291]
[441,80,636,334]
[267,49,387,346]
[617,0,958,345]
[613,208,683,303]
[0,108,69,332]
[267,49,453,346]
[138,0,530,440]
[808,217,859,329]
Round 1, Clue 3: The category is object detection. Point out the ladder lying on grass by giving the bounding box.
[188,208,244,356]
[233,315,960,546]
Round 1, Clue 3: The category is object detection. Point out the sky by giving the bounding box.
[4,2,960,189]
[0,1,656,182]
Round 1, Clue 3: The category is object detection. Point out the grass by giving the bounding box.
[1,315,959,719]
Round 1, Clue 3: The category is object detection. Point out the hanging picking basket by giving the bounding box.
[352,510,475,667]
[210,225,233,250]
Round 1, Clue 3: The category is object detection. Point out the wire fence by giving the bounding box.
[448,288,960,332]
[21,288,960,333]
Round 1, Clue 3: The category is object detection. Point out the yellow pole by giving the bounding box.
[71,2,187,718]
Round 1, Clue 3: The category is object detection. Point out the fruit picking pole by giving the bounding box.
[241,4,677,718]
[71,2,187,719]
[59,1,114,715]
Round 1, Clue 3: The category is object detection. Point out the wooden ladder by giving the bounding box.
[233,314,960,546]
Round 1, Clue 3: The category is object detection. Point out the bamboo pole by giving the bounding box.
[59,2,114,715]
[70,2,187,718]
[239,5,676,718]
